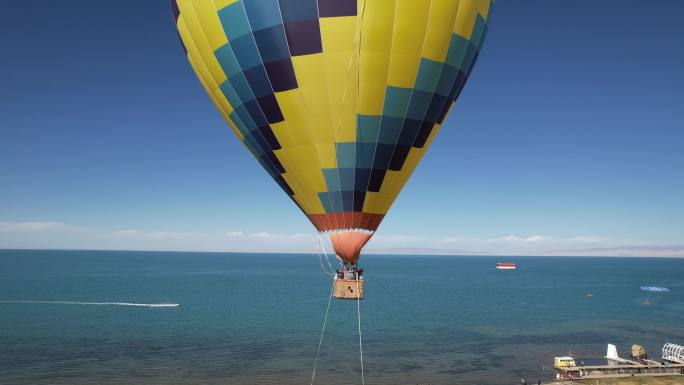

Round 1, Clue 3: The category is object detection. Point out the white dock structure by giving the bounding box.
[555,343,684,381]
[663,343,684,364]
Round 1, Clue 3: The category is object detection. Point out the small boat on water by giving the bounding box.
[496,262,516,270]
[642,299,652,305]
[587,292,594,297]
[554,356,577,367]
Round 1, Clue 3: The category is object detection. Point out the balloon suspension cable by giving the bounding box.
[356,277,365,385]
[316,235,334,277]
[318,233,335,275]
[310,280,335,385]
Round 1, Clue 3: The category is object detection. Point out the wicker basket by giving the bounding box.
[333,279,365,300]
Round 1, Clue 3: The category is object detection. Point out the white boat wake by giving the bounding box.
[640,286,670,293]
[0,300,179,308]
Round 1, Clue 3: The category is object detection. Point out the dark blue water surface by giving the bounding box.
[1,250,683,385]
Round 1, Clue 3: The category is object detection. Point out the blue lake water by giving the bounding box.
[1,250,683,384]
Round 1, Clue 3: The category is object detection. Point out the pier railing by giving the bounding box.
[555,363,684,380]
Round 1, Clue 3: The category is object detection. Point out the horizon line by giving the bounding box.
[1,247,683,259]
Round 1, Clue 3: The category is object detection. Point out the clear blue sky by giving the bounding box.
[1,1,683,254]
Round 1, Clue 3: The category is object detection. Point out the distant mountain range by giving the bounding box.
[365,247,487,256]
[536,244,684,257]
[366,244,684,257]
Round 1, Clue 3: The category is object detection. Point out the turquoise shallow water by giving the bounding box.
[1,250,683,385]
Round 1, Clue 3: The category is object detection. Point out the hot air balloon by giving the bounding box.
[171,0,492,299]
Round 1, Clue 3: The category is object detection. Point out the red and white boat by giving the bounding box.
[496,262,516,270]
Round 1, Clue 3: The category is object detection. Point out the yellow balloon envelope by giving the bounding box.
[172,0,492,263]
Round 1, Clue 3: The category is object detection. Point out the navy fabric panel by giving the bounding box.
[263,58,298,91]
[438,100,453,125]
[243,65,273,98]
[253,25,291,63]
[449,71,467,100]
[235,105,259,132]
[256,94,285,123]
[244,135,263,156]
[436,63,460,97]
[284,20,323,56]
[254,154,272,174]
[245,130,293,198]
[234,106,256,132]
[353,191,366,211]
[413,121,435,148]
[274,174,295,195]
[250,132,273,155]
[424,94,448,123]
[170,0,180,21]
[388,146,410,171]
[389,119,423,171]
[279,0,318,22]
[340,191,354,211]
[398,119,421,146]
[353,168,370,191]
[438,70,466,124]
[264,151,285,173]
[244,99,268,126]
[320,169,370,213]
[258,125,281,149]
[318,0,356,17]
[257,152,282,181]
[463,43,477,73]
[339,191,365,211]
[368,169,387,193]
[247,134,292,197]
[371,143,395,170]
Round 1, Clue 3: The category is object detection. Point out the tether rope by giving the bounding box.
[372,272,432,334]
[356,278,365,385]
[366,272,420,319]
[310,279,335,385]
